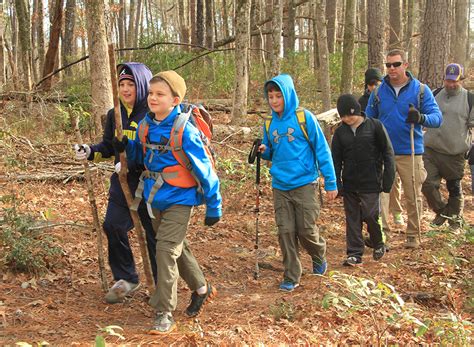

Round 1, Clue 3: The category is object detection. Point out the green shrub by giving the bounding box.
[0,195,62,275]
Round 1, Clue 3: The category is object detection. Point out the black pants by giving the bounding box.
[343,192,383,260]
[103,199,157,284]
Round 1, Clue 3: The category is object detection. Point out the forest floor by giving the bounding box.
[0,102,473,345]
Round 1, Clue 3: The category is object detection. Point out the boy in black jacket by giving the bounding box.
[332,94,395,266]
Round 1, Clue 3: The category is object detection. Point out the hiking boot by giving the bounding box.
[365,237,390,252]
[448,216,463,229]
[342,256,362,267]
[373,245,386,260]
[149,312,176,334]
[393,213,404,225]
[279,280,299,292]
[312,260,327,275]
[405,236,420,249]
[104,279,140,304]
[185,283,217,317]
[431,214,447,227]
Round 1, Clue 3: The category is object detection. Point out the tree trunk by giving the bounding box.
[222,0,229,38]
[133,0,142,47]
[178,0,190,46]
[340,0,356,94]
[41,0,63,91]
[325,0,337,54]
[31,0,38,82]
[231,0,251,125]
[405,0,414,65]
[284,0,296,55]
[36,0,45,73]
[85,0,113,136]
[127,0,135,58]
[118,0,125,53]
[359,0,366,40]
[270,0,283,76]
[367,0,385,71]
[0,1,4,88]
[196,0,205,46]
[418,0,451,88]
[62,0,76,76]
[451,0,468,67]
[389,0,402,48]
[205,0,214,48]
[14,0,32,90]
[190,0,197,45]
[314,0,331,112]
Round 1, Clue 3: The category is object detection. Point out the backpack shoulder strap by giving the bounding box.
[263,114,273,146]
[418,83,425,110]
[296,108,310,142]
[170,110,192,169]
[467,91,474,114]
[137,117,150,155]
[433,87,443,97]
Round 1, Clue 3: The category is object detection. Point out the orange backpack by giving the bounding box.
[136,103,215,191]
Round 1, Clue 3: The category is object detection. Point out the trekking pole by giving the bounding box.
[108,43,155,289]
[410,124,422,243]
[71,114,109,292]
[248,139,262,280]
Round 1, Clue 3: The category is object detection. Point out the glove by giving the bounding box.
[74,144,91,160]
[112,136,128,153]
[406,104,425,124]
[204,216,220,226]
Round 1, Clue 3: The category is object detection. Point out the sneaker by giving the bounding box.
[431,213,447,227]
[185,283,217,317]
[373,245,386,260]
[279,280,299,292]
[365,237,390,252]
[405,236,420,249]
[104,279,140,304]
[149,312,176,334]
[342,256,362,267]
[393,213,404,225]
[312,260,328,275]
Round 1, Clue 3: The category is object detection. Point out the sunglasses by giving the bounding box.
[385,62,403,68]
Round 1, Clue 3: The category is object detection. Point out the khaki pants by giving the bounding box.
[422,148,465,217]
[381,155,426,237]
[273,183,326,284]
[380,173,403,230]
[148,205,206,312]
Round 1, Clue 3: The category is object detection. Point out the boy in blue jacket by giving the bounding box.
[74,63,157,304]
[114,70,222,334]
[259,74,337,292]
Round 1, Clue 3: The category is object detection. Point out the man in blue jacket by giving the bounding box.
[365,49,442,248]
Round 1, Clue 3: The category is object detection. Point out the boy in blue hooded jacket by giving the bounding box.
[259,74,337,292]
[114,70,222,334]
[74,62,157,304]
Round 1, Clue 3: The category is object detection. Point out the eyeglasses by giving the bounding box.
[385,62,403,68]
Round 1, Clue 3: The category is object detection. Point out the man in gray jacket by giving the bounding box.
[422,63,474,226]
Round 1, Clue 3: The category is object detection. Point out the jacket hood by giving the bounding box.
[117,62,153,108]
[264,74,299,118]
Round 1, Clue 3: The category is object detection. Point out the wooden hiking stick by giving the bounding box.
[107,43,154,289]
[410,124,422,243]
[72,114,108,292]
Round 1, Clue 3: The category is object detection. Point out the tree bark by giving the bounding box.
[190,0,197,45]
[196,0,205,46]
[231,0,251,125]
[205,0,214,48]
[284,0,296,54]
[405,0,414,65]
[359,0,366,40]
[36,0,45,73]
[418,0,451,88]
[118,0,126,53]
[62,0,76,76]
[133,0,142,48]
[14,0,32,90]
[340,0,356,94]
[41,0,63,91]
[270,0,283,76]
[85,0,113,136]
[314,0,331,112]
[389,0,402,48]
[326,0,337,53]
[178,0,190,46]
[0,1,4,88]
[367,0,385,71]
[451,0,468,67]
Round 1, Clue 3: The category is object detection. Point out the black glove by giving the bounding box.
[204,216,220,226]
[406,104,425,124]
[112,136,128,153]
[382,187,391,194]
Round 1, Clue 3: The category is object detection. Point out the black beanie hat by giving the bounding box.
[337,94,362,117]
[364,68,383,85]
[118,66,135,82]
